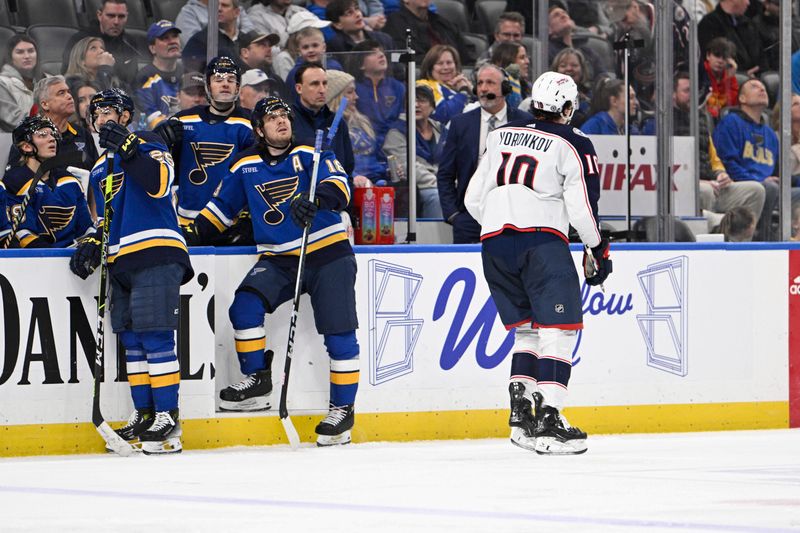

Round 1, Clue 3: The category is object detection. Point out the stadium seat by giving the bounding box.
[150,0,186,24]
[475,0,507,36]
[433,0,470,33]
[462,33,488,63]
[26,25,79,75]
[83,0,149,30]
[573,33,614,77]
[0,0,12,26]
[0,25,17,60]
[759,70,779,108]
[14,0,80,28]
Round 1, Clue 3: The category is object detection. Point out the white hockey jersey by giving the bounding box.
[464,118,602,248]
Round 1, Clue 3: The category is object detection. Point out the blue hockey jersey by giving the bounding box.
[0,181,11,242]
[198,144,352,262]
[134,64,183,128]
[89,131,192,281]
[172,105,255,224]
[4,165,93,248]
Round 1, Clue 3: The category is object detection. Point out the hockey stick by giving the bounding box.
[2,150,83,249]
[91,149,135,456]
[279,98,350,448]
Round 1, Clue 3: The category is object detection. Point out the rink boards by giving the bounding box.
[0,243,798,456]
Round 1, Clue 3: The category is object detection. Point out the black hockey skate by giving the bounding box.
[219,368,272,411]
[533,393,587,455]
[107,408,154,452]
[139,409,182,455]
[508,382,537,451]
[315,403,354,447]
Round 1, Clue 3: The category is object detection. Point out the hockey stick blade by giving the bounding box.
[281,415,301,449]
[95,421,136,456]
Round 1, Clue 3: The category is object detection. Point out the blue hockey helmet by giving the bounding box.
[88,88,135,129]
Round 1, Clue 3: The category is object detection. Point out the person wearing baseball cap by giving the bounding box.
[239,30,289,99]
[177,71,207,110]
[239,69,272,110]
[134,20,184,128]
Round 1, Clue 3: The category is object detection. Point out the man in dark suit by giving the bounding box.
[437,64,532,244]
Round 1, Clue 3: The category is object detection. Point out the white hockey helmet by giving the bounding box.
[530,71,579,123]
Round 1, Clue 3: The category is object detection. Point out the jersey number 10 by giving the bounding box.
[496,152,539,188]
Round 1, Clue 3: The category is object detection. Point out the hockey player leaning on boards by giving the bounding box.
[183,96,360,447]
[5,116,94,248]
[153,56,255,237]
[465,71,612,455]
[69,89,194,455]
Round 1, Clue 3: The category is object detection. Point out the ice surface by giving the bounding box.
[1,429,799,532]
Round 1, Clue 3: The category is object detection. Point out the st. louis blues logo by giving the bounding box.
[100,171,125,201]
[38,205,76,240]
[189,142,234,186]
[255,176,299,225]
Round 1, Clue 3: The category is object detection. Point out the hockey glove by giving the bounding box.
[219,210,255,246]
[181,223,204,247]
[99,122,139,161]
[153,117,184,148]
[583,238,612,286]
[290,192,320,228]
[70,231,102,280]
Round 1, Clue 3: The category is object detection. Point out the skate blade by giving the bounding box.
[106,440,142,454]
[534,436,588,455]
[509,427,537,452]
[218,396,271,412]
[141,437,183,455]
[316,430,352,447]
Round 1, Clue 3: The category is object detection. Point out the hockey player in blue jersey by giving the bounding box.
[4,116,94,248]
[465,72,612,455]
[154,56,255,233]
[69,89,194,455]
[184,96,359,446]
[0,181,11,244]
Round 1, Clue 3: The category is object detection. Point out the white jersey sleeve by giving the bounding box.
[465,121,602,247]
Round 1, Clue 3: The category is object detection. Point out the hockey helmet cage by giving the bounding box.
[205,56,241,87]
[251,96,293,130]
[530,71,579,123]
[12,116,61,146]
[88,88,135,129]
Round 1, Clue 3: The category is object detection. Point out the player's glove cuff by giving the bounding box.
[290,192,320,228]
[583,238,612,286]
[70,230,103,280]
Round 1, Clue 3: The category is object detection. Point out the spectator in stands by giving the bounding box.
[61,0,149,91]
[305,0,337,41]
[273,12,332,82]
[793,49,800,95]
[753,0,800,73]
[718,206,757,242]
[284,23,344,100]
[349,40,404,151]
[65,37,121,91]
[326,0,394,53]
[605,0,655,102]
[248,0,310,48]
[383,84,445,218]
[177,71,208,110]
[417,45,472,126]
[327,70,384,185]
[491,42,530,110]
[698,0,767,77]
[238,31,287,98]
[176,0,256,45]
[67,78,100,133]
[30,76,99,171]
[385,0,475,66]
[478,12,526,64]
[546,47,592,126]
[548,2,611,76]
[0,35,48,133]
[292,62,355,175]
[699,37,739,122]
[134,20,184,130]
[792,203,800,240]
[182,0,245,73]
[770,94,800,206]
[713,79,779,241]
[581,77,642,134]
[239,69,271,109]
[4,117,93,248]
[437,64,532,243]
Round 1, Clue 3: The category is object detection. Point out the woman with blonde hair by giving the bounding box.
[326,69,383,186]
[64,37,119,91]
[417,44,472,125]
[549,47,592,126]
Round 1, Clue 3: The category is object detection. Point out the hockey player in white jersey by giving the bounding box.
[465,71,612,455]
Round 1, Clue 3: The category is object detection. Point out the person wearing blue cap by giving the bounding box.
[134,20,184,129]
